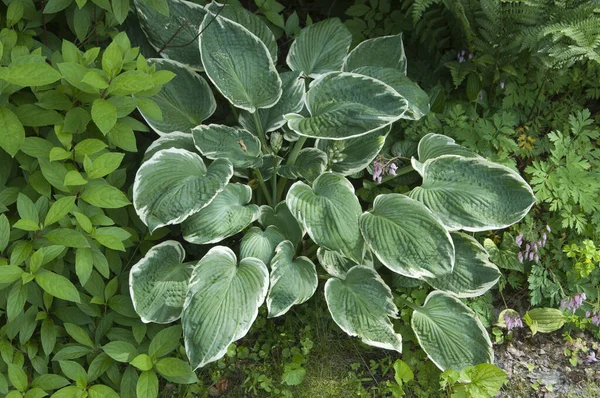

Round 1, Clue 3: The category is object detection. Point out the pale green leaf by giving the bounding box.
[343,33,406,73]
[91,99,117,135]
[258,202,303,246]
[154,357,198,384]
[192,124,261,168]
[239,226,285,265]
[44,196,76,226]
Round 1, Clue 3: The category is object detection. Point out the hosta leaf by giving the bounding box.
[129,241,194,323]
[277,148,327,183]
[424,233,501,298]
[192,124,261,168]
[316,126,389,176]
[182,183,259,245]
[411,291,493,371]
[139,59,216,135]
[258,202,303,246]
[133,148,233,232]
[239,71,305,135]
[206,2,277,61]
[239,226,285,265]
[182,247,268,369]
[134,0,206,69]
[417,133,478,163]
[316,248,373,279]
[359,194,454,279]
[343,33,407,74]
[285,72,407,140]
[286,173,363,262]
[143,132,196,162]
[267,241,318,317]
[353,67,429,120]
[524,308,565,335]
[325,266,402,352]
[286,18,352,78]
[409,155,536,231]
[199,8,282,112]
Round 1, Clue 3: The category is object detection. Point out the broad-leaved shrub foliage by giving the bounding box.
[129,0,536,374]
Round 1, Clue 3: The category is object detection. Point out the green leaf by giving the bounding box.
[417,133,478,163]
[325,266,402,352]
[17,193,39,223]
[148,325,182,359]
[316,248,363,278]
[133,148,233,232]
[285,72,407,139]
[353,67,429,120]
[154,357,198,384]
[35,270,81,303]
[41,317,57,356]
[44,196,76,226]
[130,354,153,371]
[523,308,565,335]
[75,248,93,286]
[286,18,351,78]
[192,124,262,168]
[91,99,117,135]
[277,148,327,183]
[134,0,206,69]
[108,70,154,96]
[58,360,87,382]
[44,0,73,13]
[13,218,40,231]
[112,0,130,24]
[102,341,138,362]
[80,184,130,208]
[81,70,109,90]
[85,153,124,179]
[88,384,119,398]
[136,371,158,398]
[182,183,259,244]
[130,241,193,323]
[199,8,282,112]
[359,194,454,279]
[64,323,94,348]
[7,363,28,392]
[460,364,507,396]
[424,233,501,298]
[0,265,24,284]
[258,202,303,246]
[0,214,9,252]
[45,228,89,248]
[343,33,406,74]
[287,173,363,262]
[102,42,123,79]
[64,171,88,186]
[4,62,62,87]
[316,126,389,175]
[51,386,86,398]
[238,71,305,135]
[267,240,317,317]
[239,226,285,265]
[411,291,493,371]
[31,374,69,391]
[182,247,268,369]
[138,58,216,135]
[409,155,536,231]
[0,107,25,157]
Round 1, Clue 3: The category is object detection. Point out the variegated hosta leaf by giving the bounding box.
[206,2,277,61]
[287,173,363,262]
[134,0,206,69]
[239,71,305,135]
[343,33,407,74]
[199,8,282,112]
[409,155,536,231]
[353,67,429,120]
[133,149,233,232]
[424,233,501,298]
[257,154,282,181]
[277,148,327,183]
[267,241,318,318]
[192,124,262,168]
[129,241,193,323]
[285,72,407,140]
[258,202,304,246]
[411,291,493,371]
[359,194,454,279]
[325,266,402,352]
[316,248,373,278]
[182,247,268,369]
[240,226,285,265]
[182,183,259,245]
[417,133,478,163]
[143,132,195,162]
[286,18,352,78]
[316,126,389,176]
[139,59,216,135]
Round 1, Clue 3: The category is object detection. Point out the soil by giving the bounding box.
[495,331,600,397]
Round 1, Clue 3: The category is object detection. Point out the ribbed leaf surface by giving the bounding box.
[129,241,193,323]
[258,202,304,246]
[182,247,268,369]
[192,124,262,168]
[325,266,402,352]
[417,133,478,162]
[240,226,285,266]
[343,33,407,74]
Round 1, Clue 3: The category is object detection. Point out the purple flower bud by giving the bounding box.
[468,53,473,60]
[534,253,539,263]
[542,233,547,246]
[529,251,534,261]
[537,240,543,247]
[388,163,398,176]
[515,234,523,246]
[504,313,523,331]
[532,244,538,253]
[586,352,598,364]
[526,243,531,252]
[373,161,383,182]
[500,81,505,89]
[587,311,591,318]
[518,252,523,263]
[546,225,551,233]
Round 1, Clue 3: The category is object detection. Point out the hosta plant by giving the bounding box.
[129,0,536,373]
